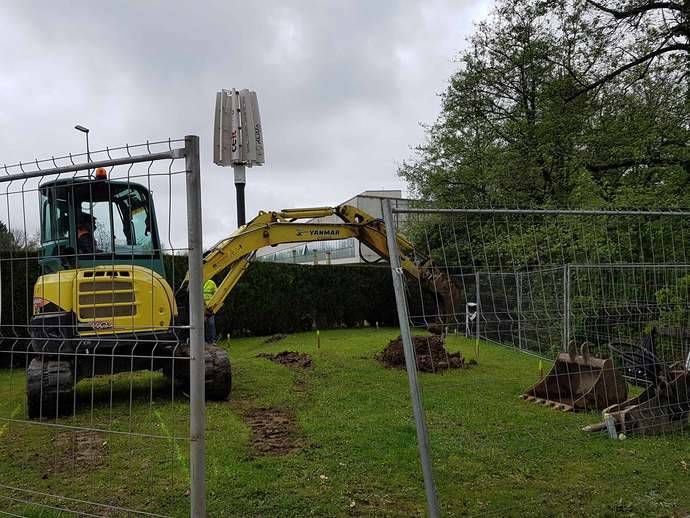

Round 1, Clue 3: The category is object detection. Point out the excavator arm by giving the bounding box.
[192,205,419,314]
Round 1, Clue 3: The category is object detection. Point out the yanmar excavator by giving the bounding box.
[28,172,427,418]
[29,170,654,435]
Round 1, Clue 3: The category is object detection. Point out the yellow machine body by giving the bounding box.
[33,265,177,336]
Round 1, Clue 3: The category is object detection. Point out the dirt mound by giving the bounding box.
[263,333,288,344]
[243,407,301,455]
[258,351,313,369]
[377,335,464,373]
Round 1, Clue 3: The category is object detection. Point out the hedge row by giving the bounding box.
[0,253,40,337]
[215,262,399,336]
[0,253,404,339]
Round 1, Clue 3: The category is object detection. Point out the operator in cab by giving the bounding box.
[77,212,98,254]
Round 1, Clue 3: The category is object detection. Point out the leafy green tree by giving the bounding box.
[0,222,17,251]
[399,0,689,210]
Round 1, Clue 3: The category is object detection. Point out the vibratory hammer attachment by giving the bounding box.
[521,341,628,412]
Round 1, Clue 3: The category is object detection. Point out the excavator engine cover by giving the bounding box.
[521,343,628,412]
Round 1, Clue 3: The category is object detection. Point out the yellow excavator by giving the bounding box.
[28,173,425,418]
[28,169,630,429]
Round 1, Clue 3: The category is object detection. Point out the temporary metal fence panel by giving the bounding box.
[0,137,205,515]
[447,265,690,365]
[386,201,690,516]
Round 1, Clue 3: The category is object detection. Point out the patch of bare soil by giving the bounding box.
[50,430,108,474]
[243,407,301,455]
[263,333,288,344]
[426,323,445,335]
[376,335,465,373]
[257,351,313,368]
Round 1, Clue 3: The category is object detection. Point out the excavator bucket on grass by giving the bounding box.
[583,370,690,436]
[583,331,690,436]
[521,342,628,412]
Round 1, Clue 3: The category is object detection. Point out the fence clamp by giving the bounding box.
[394,267,405,276]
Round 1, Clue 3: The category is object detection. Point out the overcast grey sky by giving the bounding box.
[0,0,490,246]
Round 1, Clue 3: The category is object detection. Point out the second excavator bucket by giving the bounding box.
[583,369,690,436]
[521,343,628,412]
[583,331,690,436]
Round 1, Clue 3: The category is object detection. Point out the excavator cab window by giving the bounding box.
[38,179,165,277]
[40,190,70,243]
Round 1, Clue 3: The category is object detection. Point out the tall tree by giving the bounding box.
[399,0,690,209]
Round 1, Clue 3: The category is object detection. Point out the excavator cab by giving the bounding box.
[28,171,232,419]
[38,171,165,277]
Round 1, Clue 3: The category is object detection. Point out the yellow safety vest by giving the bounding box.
[203,279,218,304]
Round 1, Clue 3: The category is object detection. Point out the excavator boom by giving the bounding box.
[195,205,419,314]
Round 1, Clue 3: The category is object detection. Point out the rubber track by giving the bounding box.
[26,358,75,419]
[164,344,232,401]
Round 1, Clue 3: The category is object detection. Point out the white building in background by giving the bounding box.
[256,190,410,265]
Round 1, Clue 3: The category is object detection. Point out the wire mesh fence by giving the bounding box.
[442,265,690,364]
[0,137,205,515]
[384,201,690,516]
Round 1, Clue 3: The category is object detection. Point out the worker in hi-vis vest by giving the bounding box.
[203,279,218,343]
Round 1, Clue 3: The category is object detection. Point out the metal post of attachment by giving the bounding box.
[185,135,206,517]
[382,200,440,518]
[234,165,246,227]
[475,271,480,344]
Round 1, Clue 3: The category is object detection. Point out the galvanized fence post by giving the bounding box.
[516,272,522,350]
[185,135,206,517]
[563,264,571,351]
[383,200,440,518]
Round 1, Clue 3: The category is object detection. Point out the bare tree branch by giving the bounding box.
[566,43,690,101]
[586,0,684,20]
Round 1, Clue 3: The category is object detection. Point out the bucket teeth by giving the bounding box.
[520,394,574,412]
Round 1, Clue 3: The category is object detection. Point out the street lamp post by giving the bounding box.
[74,125,90,162]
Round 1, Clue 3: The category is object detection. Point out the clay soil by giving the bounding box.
[258,351,313,369]
[377,335,464,373]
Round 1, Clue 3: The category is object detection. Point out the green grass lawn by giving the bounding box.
[1,328,689,516]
